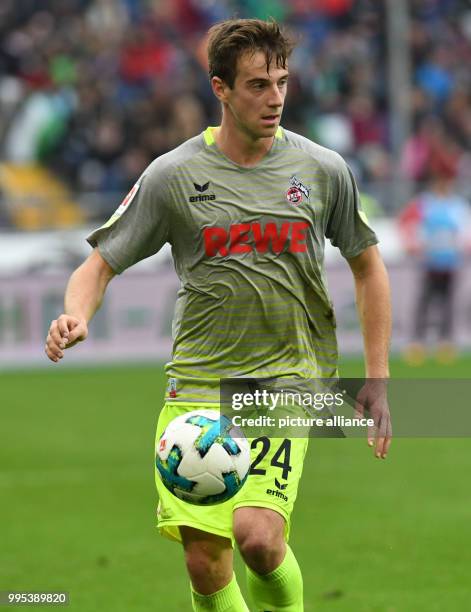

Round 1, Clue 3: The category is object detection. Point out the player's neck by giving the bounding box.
[213,123,274,168]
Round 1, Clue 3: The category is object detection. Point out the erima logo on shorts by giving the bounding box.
[266,488,288,502]
[189,181,216,203]
[275,478,288,490]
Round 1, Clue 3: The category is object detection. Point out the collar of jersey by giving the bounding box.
[203,126,283,170]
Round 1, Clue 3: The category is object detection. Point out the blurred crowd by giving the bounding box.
[1,0,471,217]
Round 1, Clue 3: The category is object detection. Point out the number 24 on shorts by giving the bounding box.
[249,438,293,481]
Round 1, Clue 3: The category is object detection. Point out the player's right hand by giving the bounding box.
[45,315,88,363]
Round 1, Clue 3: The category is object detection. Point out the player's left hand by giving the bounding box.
[354,380,392,459]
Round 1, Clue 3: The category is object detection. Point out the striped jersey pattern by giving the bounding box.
[87,127,378,401]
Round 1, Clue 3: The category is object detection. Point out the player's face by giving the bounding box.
[220,51,289,140]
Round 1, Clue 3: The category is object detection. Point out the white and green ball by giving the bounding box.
[156,409,250,505]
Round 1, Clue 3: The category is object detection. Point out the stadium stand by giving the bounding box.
[0,0,470,228]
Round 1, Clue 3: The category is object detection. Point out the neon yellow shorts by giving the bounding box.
[155,402,309,545]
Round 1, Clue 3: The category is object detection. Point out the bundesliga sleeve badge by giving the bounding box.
[99,180,142,229]
[114,180,141,218]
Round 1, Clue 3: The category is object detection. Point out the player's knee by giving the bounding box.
[239,533,281,568]
[234,508,286,573]
[234,507,285,558]
[236,528,285,573]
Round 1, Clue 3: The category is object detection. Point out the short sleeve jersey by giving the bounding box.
[87,127,378,401]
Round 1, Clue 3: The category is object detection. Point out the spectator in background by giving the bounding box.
[1,0,471,224]
[399,151,471,364]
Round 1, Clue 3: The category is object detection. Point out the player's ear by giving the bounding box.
[211,76,229,103]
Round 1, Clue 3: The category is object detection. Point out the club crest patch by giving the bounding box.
[286,186,303,204]
[286,175,310,205]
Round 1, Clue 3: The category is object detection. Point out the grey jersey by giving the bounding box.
[87,127,378,401]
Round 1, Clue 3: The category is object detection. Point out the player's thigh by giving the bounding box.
[155,402,234,544]
[233,435,309,539]
[180,526,234,591]
[181,525,233,562]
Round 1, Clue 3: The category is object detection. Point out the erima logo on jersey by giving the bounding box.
[190,181,216,203]
[190,194,216,202]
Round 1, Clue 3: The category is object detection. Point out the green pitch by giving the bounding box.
[1,356,470,611]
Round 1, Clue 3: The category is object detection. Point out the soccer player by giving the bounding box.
[45,19,392,611]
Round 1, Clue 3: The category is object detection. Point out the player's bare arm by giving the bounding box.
[45,248,115,362]
[348,244,392,458]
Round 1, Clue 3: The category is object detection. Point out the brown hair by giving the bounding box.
[207,18,295,88]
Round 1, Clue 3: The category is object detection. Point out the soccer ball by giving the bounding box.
[155,409,250,505]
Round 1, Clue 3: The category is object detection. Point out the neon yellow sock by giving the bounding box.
[246,545,303,611]
[191,574,249,611]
